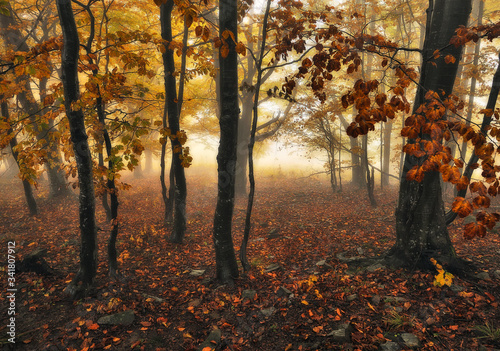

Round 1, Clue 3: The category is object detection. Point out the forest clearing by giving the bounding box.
[1,0,500,349]
[1,173,500,350]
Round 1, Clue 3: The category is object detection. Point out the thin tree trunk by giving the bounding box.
[240,0,272,272]
[79,0,120,277]
[382,121,393,187]
[459,0,483,162]
[57,0,98,299]
[144,148,153,174]
[98,151,112,220]
[338,113,363,186]
[363,134,377,207]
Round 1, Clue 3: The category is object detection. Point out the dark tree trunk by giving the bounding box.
[388,0,472,268]
[213,0,240,283]
[98,151,112,220]
[160,0,187,243]
[1,101,37,215]
[57,0,98,298]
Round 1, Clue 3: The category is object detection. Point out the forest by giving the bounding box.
[1,0,500,349]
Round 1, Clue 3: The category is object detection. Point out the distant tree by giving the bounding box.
[0,0,69,198]
[0,100,37,215]
[57,0,98,298]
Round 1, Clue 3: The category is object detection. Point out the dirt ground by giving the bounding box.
[0,172,499,350]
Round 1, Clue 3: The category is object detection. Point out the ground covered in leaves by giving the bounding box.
[1,171,500,350]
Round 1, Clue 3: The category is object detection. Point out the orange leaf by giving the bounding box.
[140,321,152,327]
[464,222,486,239]
[220,43,229,58]
[313,326,324,333]
[479,109,494,117]
[195,25,203,37]
[88,323,99,330]
[451,197,473,218]
[235,42,246,56]
[202,26,210,42]
[444,55,456,64]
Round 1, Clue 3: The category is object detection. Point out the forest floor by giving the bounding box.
[0,172,500,351]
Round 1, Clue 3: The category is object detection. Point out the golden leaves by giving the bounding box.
[430,258,454,287]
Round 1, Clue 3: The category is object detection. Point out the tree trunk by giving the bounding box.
[240,0,272,272]
[98,151,112,220]
[213,0,240,283]
[144,148,153,174]
[363,134,377,207]
[382,121,393,187]
[160,0,187,243]
[57,0,98,298]
[338,113,363,186]
[388,0,472,268]
[1,101,37,215]
[459,0,483,163]
[235,93,253,195]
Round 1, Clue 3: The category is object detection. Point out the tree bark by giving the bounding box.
[57,0,98,298]
[160,0,187,243]
[382,120,393,187]
[213,0,240,283]
[388,0,472,268]
[339,114,363,186]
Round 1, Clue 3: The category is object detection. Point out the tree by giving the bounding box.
[57,0,98,298]
[0,0,70,198]
[75,0,121,278]
[0,100,37,215]
[386,0,473,268]
[212,0,240,283]
[159,0,188,243]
